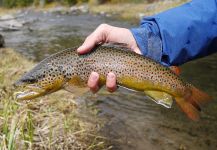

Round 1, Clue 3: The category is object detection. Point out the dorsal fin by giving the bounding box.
[169,66,181,76]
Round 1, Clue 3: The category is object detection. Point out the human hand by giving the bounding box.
[77,24,140,93]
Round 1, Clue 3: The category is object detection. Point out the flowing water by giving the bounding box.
[2,10,217,150]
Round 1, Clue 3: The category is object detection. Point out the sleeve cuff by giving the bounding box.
[130,21,165,65]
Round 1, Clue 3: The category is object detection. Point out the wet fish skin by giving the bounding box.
[14,46,212,121]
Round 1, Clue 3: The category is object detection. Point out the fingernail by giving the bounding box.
[90,72,99,81]
[106,72,116,93]
[88,72,99,93]
[107,72,115,79]
[77,46,83,52]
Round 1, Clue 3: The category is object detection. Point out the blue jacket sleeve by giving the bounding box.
[131,0,217,66]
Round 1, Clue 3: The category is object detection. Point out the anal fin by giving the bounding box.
[144,91,174,108]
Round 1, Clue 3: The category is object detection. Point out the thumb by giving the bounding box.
[132,46,142,55]
[77,24,110,54]
[77,34,97,54]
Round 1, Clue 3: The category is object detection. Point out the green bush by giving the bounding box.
[1,0,34,7]
[17,0,34,7]
[62,0,88,5]
[1,0,16,8]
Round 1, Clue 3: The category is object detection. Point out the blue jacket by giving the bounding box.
[131,0,217,66]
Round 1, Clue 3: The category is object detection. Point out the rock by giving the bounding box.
[48,6,69,15]
[98,11,112,18]
[0,34,5,48]
[70,5,89,14]
[78,5,89,13]
[0,14,23,31]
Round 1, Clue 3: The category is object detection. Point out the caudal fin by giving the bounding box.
[175,86,212,121]
[188,84,212,106]
[175,97,200,121]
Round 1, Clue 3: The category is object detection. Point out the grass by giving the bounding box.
[0,7,23,16]
[0,48,110,149]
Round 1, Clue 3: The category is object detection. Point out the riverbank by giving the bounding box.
[89,0,188,22]
[0,48,109,149]
[0,0,189,23]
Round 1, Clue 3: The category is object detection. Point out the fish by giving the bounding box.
[14,46,212,121]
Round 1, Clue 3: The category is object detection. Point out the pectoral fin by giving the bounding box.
[63,83,89,96]
[63,76,89,96]
[144,91,173,108]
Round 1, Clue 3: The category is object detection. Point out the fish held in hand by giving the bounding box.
[14,46,212,121]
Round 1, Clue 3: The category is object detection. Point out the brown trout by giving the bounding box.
[14,46,212,121]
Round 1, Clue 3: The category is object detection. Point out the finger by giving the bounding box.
[88,72,100,93]
[106,72,117,93]
[106,27,141,53]
[77,34,98,54]
[133,47,142,54]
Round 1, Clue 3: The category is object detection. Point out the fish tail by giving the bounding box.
[175,97,200,121]
[188,84,212,106]
[175,86,212,121]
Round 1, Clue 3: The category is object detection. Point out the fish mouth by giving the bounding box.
[14,84,46,100]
